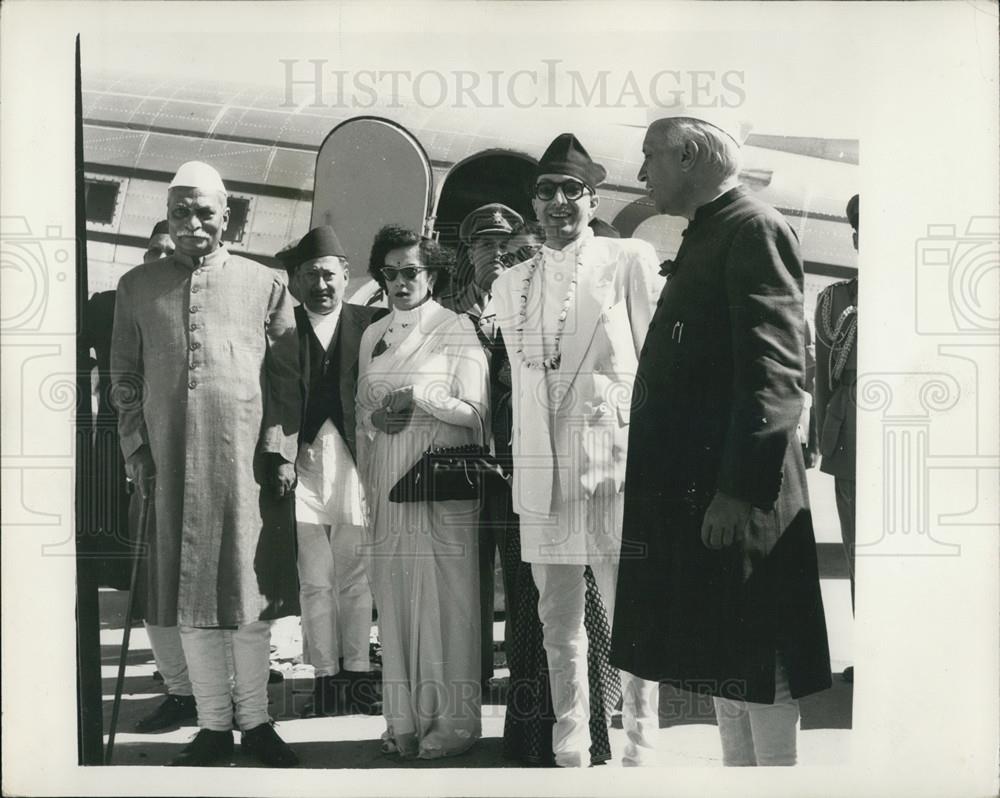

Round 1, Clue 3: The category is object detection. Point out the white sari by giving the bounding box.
[356,299,489,759]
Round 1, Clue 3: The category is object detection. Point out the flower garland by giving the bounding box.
[513,250,579,370]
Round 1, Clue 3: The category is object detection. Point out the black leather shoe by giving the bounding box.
[241,722,299,768]
[136,694,197,732]
[167,729,234,767]
[300,674,346,718]
[343,670,383,716]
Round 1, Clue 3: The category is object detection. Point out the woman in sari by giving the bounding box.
[356,225,489,759]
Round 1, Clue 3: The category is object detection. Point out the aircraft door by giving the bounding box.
[312,117,434,296]
[432,149,538,250]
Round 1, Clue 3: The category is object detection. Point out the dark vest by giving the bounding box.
[302,322,345,446]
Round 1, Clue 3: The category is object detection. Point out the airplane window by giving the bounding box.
[84,179,121,225]
[223,196,251,244]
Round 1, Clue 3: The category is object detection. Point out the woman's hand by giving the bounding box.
[383,386,415,414]
[371,406,412,435]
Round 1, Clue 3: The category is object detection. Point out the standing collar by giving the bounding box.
[541,226,594,259]
[690,185,748,228]
[173,244,229,271]
[389,296,438,326]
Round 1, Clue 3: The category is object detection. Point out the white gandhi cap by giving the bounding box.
[168,160,228,194]
[646,103,752,148]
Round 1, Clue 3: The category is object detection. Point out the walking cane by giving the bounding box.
[104,484,151,765]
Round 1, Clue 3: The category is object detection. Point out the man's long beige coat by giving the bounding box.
[111,247,300,627]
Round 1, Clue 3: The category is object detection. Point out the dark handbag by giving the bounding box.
[388,407,509,503]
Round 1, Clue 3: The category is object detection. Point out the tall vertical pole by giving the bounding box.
[75,34,105,766]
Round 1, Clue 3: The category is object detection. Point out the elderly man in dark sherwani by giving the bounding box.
[111,161,301,768]
[611,110,832,767]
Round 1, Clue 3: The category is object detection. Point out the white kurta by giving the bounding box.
[356,300,490,759]
[295,418,366,526]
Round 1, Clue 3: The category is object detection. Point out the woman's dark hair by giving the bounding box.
[367,224,454,297]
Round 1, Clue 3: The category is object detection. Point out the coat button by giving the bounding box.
[190,342,200,350]
[190,305,199,313]
[188,380,197,389]
[191,286,200,293]
[189,323,199,331]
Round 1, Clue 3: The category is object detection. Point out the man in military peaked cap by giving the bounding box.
[457,203,525,687]
[814,194,859,684]
[491,133,661,767]
[611,108,832,766]
[111,160,302,768]
[278,225,386,718]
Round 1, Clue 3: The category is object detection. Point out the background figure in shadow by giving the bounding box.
[814,194,859,682]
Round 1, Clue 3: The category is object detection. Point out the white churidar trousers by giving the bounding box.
[531,561,660,768]
[295,420,373,676]
[144,622,192,696]
[712,655,800,766]
[179,621,271,731]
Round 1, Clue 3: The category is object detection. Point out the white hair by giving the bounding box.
[656,118,743,181]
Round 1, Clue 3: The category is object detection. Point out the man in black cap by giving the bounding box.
[278,225,386,717]
[815,194,859,683]
[492,133,661,767]
[611,112,831,766]
[143,219,176,263]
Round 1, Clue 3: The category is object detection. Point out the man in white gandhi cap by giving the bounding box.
[611,103,832,766]
[111,160,303,767]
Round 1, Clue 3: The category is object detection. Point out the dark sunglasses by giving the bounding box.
[534,179,590,201]
[380,265,429,282]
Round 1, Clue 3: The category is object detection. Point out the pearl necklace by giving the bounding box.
[514,250,579,370]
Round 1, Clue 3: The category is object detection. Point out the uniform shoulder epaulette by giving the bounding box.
[820,276,856,294]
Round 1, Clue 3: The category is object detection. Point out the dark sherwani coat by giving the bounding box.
[111,246,301,627]
[610,187,832,703]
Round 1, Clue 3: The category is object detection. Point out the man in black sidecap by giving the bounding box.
[492,134,661,768]
[143,219,176,263]
[278,225,386,717]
